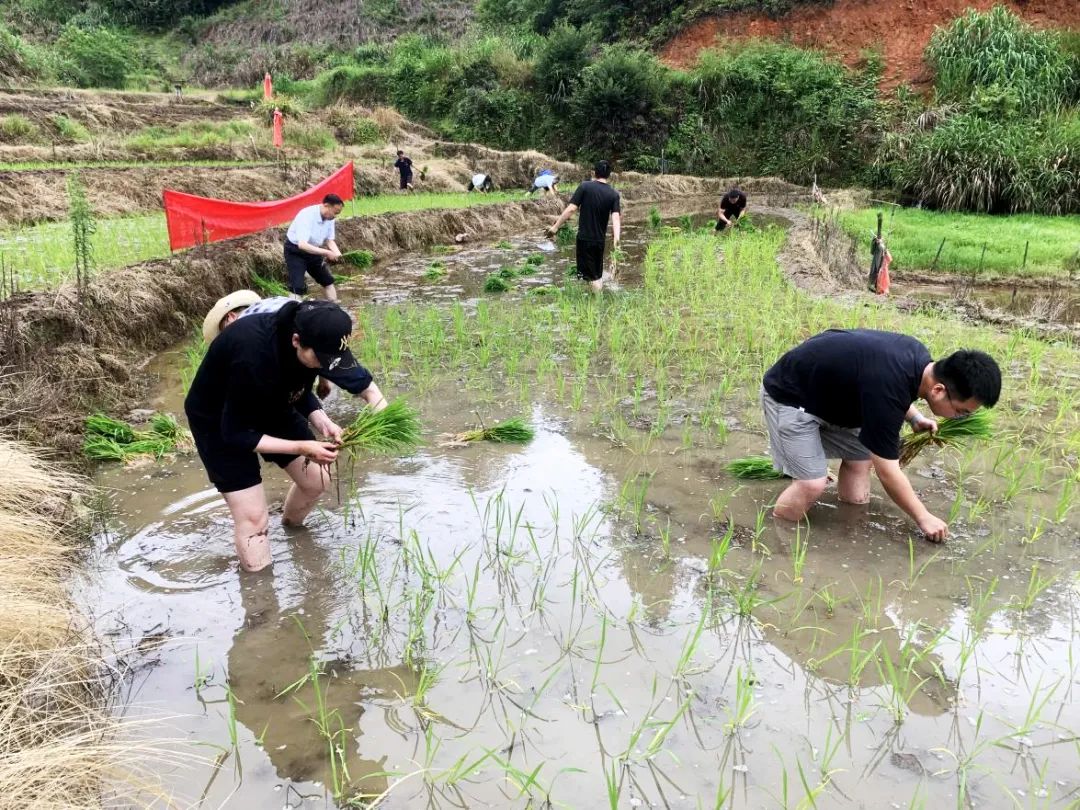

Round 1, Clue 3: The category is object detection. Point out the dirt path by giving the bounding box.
[660,0,1080,90]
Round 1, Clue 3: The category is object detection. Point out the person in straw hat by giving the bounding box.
[203,290,388,407]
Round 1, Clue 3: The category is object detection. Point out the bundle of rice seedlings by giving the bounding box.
[497,266,518,280]
[528,285,558,297]
[484,275,512,293]
[83,412,192,462]
[899,409,992,466]
[726,456,786,480]
[555,225,576,247]
[339,399,422,456]
[341,249,375,269]
[495,239,513,250]
[85,413,135,443]
[457,417,535,445]
[251,271,289,297]
[423,263,447,281]
[525,253,545,266]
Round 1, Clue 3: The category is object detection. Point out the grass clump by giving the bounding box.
[453,417,535,445]
[484,275,513,293]
[50,114,91,144]
[423,262,447,281]
[899,409,993,466]
[525,253,545,266]
[341,249,375,269]
[726,456,786,480]
[339,400,422,456]
[495,239,513,250]
[83,412,191,462]
[0,114,43,144]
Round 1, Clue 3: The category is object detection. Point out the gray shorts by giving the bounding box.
[760,388,870,480]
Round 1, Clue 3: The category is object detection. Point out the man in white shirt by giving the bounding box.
[467,173,494,193]
[284,193,345,301]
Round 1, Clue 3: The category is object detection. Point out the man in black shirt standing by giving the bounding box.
[185,300,358,572]
[760,329,1001,542]
[394,150,414,191]
[715,187,746,232]
[546,160,622,293]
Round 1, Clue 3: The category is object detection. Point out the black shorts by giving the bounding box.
[399,174,412,189]
[575,239,605,281]
[284,241,334,294]
[191,411,314,494]
[715,219,729,231]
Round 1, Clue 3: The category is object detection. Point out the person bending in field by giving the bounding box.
[546,160,621,293]
[185,300,362,572]
[467,173,494,193]
[284,193,344,301]
[202,289,389,410]
[715,187,746,232]
[761,329,1001,542]
[529,169,559,196]
[394,150,414,191]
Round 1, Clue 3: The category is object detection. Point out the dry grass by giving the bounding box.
[0,438,176,808]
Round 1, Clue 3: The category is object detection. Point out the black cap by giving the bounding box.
[294,301,357,371]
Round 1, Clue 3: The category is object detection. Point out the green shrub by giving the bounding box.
[452,87,536,150]
[688,40,880,183]
[285,120,337,153]
[346,117,382,145]
[927,7,1076,113]
[533,24,595,107]
[0,24,49,83]
[0,114,44,144]
[568,44,674,162]
[50,114,91,143]
[897,112,1079,214]
[312,64,393,107]
[55,25,133,88]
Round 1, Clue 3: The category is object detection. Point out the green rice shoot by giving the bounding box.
[339,399,422,456]
[899,408,993,466]
[456,417,535,445]
[555,225,576,247]
[726,455,785,480]
[525,253,545,266]
[85,413,136,443]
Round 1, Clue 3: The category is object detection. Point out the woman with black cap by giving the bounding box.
[185,300,357,572]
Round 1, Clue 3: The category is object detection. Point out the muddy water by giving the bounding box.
[82,207,1080,808]
[898,279,1080,326]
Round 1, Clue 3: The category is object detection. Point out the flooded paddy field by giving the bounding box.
[83,206,1080,809]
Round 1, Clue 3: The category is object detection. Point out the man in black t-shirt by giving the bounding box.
[760,329,1001,542]
[716,188,746,232]
[185,300,358,573]
[394,150,414,191]
[546,160,622,292]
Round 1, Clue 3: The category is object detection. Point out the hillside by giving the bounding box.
[661,0,1080,89]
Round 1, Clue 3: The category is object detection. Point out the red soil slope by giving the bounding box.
[660,0,1080,89]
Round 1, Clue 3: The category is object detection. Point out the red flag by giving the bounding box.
[263,72,272,100]
[876,249,892,295]
[272,108,283,149]
[163,163,354,251]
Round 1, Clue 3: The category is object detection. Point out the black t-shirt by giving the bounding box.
[184,302,321,452]
[570,180,621,244]
[762,329,931,460]
[394,157,413,177]
[720,191,746,219]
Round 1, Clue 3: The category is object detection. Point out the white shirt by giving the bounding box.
[533,173,557,190]
[286,204,336,247]
[472,173,488,188]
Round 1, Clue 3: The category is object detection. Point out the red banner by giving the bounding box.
[163,162,354,251]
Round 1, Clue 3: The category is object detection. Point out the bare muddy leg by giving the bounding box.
[281,456,332,528]
[223,484,272,572]
[837,459,872,505]
[773,476,828,522]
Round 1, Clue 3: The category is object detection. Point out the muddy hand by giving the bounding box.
[299,440,338,465]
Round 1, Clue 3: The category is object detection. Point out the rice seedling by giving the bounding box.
[724,667,759,734]
[726,456,785,480]
[495,239,513,249]
[554,225,576,247]
[341,249,375,269]
[447,416,535,445]
[898,409,992,466]
[250,271,289,298]
[422,262,447,281]
[524,253,544,266]
[84,413,135,443]
[338,399,422,456]
[648,207,662,228]
[497,265,518,279]
[483,274,512,293]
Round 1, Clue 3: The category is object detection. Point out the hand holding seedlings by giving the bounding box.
[299,440,339,464]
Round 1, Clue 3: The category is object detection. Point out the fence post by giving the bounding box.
[930,238,946,272]
[1020,240,1029,274]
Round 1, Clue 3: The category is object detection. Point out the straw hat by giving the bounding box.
[202,290,262,343]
